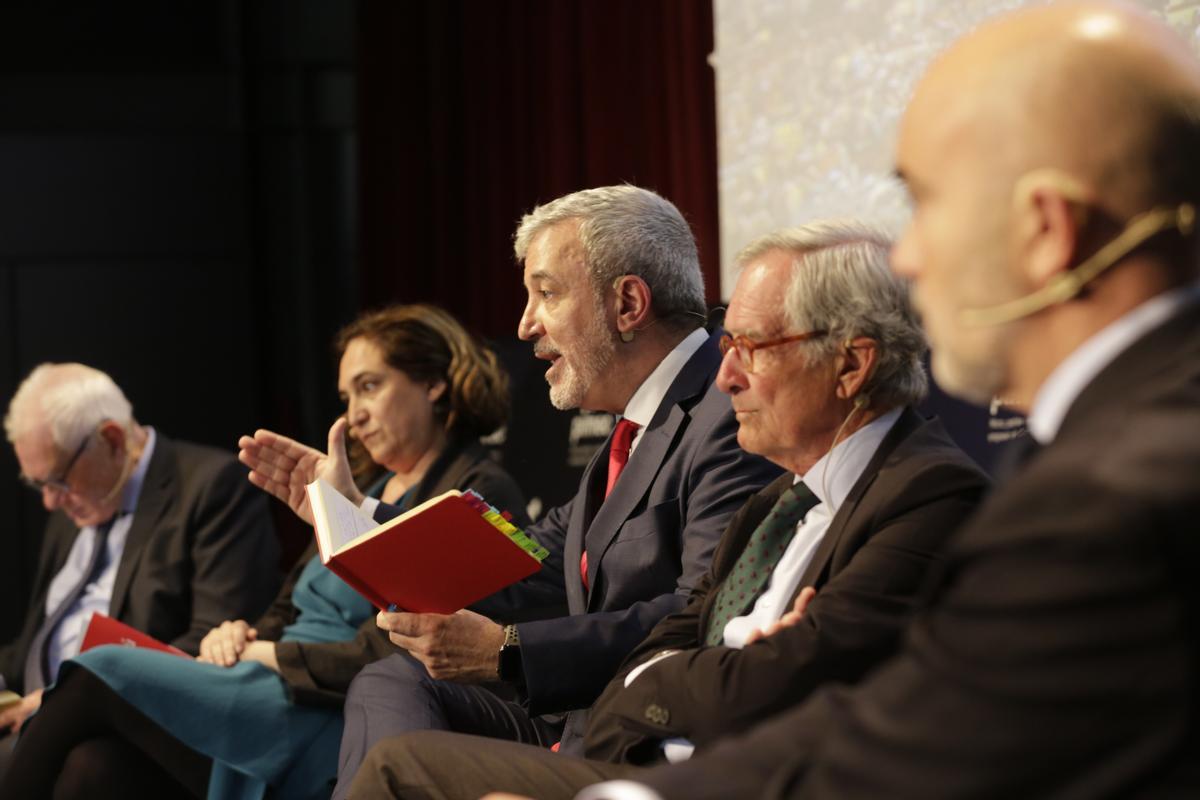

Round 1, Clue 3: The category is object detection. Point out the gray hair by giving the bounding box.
[513,185,707,326]
[736,221,929,409]
[4,363,135,451]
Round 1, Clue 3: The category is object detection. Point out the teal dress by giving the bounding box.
[58,548,375,800]
[46,447,526,799]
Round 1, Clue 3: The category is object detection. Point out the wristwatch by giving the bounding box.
[498,623,523,684]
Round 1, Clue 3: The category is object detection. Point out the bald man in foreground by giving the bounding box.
[548,2,1200,798]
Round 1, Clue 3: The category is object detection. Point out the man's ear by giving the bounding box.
[1012,171,1088,290]
[97,420,127,456]
[612,274,654,339]
[835,337,879,404]
[427,379,448,404]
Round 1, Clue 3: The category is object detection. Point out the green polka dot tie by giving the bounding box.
[705,482,819,645]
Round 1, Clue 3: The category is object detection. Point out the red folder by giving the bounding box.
[79,613,190,658]
[309,485,544,614]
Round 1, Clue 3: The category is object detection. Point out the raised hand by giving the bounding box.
[238,417,361,525]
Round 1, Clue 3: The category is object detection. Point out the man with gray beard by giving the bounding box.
[241,185,781,797]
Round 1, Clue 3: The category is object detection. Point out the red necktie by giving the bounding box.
[581,418,641,590]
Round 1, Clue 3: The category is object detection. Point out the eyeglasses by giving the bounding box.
[20,434,91,494]
[718,330,827,373]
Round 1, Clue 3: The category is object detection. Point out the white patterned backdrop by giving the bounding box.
[713,0,1200,295]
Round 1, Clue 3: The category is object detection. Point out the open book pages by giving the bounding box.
[303,478,547,613]
[306,478,379,557]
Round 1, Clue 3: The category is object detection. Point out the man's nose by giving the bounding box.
[518,304,543,341]
[716,347,747,396]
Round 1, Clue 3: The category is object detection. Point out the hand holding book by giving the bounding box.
[376,607,509,683]
[306,479,547,614]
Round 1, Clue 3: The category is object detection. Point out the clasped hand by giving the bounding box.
[196,619,279,672]
[376,608,506,683]
[197,619,257,666]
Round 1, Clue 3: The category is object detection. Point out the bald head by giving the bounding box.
[892,1,1200,407]
[909,1,1200,217]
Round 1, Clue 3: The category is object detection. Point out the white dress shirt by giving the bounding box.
[44,427,156,681]
[721,406,902,648]
[618,327,709,455]
[622,407,903,764]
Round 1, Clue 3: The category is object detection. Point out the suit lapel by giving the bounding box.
[565,442,609,613]
[794,408,924,591]
[107,437,175,621]
[583,405,686,595]
[582,333,723,604]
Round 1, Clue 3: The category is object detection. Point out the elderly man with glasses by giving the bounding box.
[339,221,990,800]
[0,362,279,765]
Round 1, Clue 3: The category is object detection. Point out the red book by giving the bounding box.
[79,612,189,658]
[306,480,547,614]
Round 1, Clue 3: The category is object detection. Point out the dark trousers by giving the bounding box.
[0,666,209,799]
[347,730,646,800]
[334,652,563,799]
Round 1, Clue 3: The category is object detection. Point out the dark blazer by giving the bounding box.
[270,438,530,707]
[640,303,1200,799]
[583,409,988,764]
[467,333,783,753]
[0,434,279,691]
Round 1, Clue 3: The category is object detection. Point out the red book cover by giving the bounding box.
[79,613,190,658]
[307,482,544,614]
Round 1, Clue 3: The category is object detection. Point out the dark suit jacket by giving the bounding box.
[0,434,279,692]
[641,302,1200,798]
[462,333,782,753]
[583,409,988,764]
[269,438,530,707]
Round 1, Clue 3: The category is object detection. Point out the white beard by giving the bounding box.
[548,299,616,410]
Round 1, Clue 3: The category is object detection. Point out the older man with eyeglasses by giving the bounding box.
[340,221,990,800]
[0,362,279,767]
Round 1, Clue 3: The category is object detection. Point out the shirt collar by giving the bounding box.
[1028,284,1200,444]
[118,426,156,514]
[800,406,903,510]
[620,328,709,428]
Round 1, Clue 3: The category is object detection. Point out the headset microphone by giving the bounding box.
[959,202,1195,328]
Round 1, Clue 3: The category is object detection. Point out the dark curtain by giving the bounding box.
[355,0,720,338]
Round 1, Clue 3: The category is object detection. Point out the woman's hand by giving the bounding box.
[197,619,257,667]
[240,641,281,673]
[238,418,361,525]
